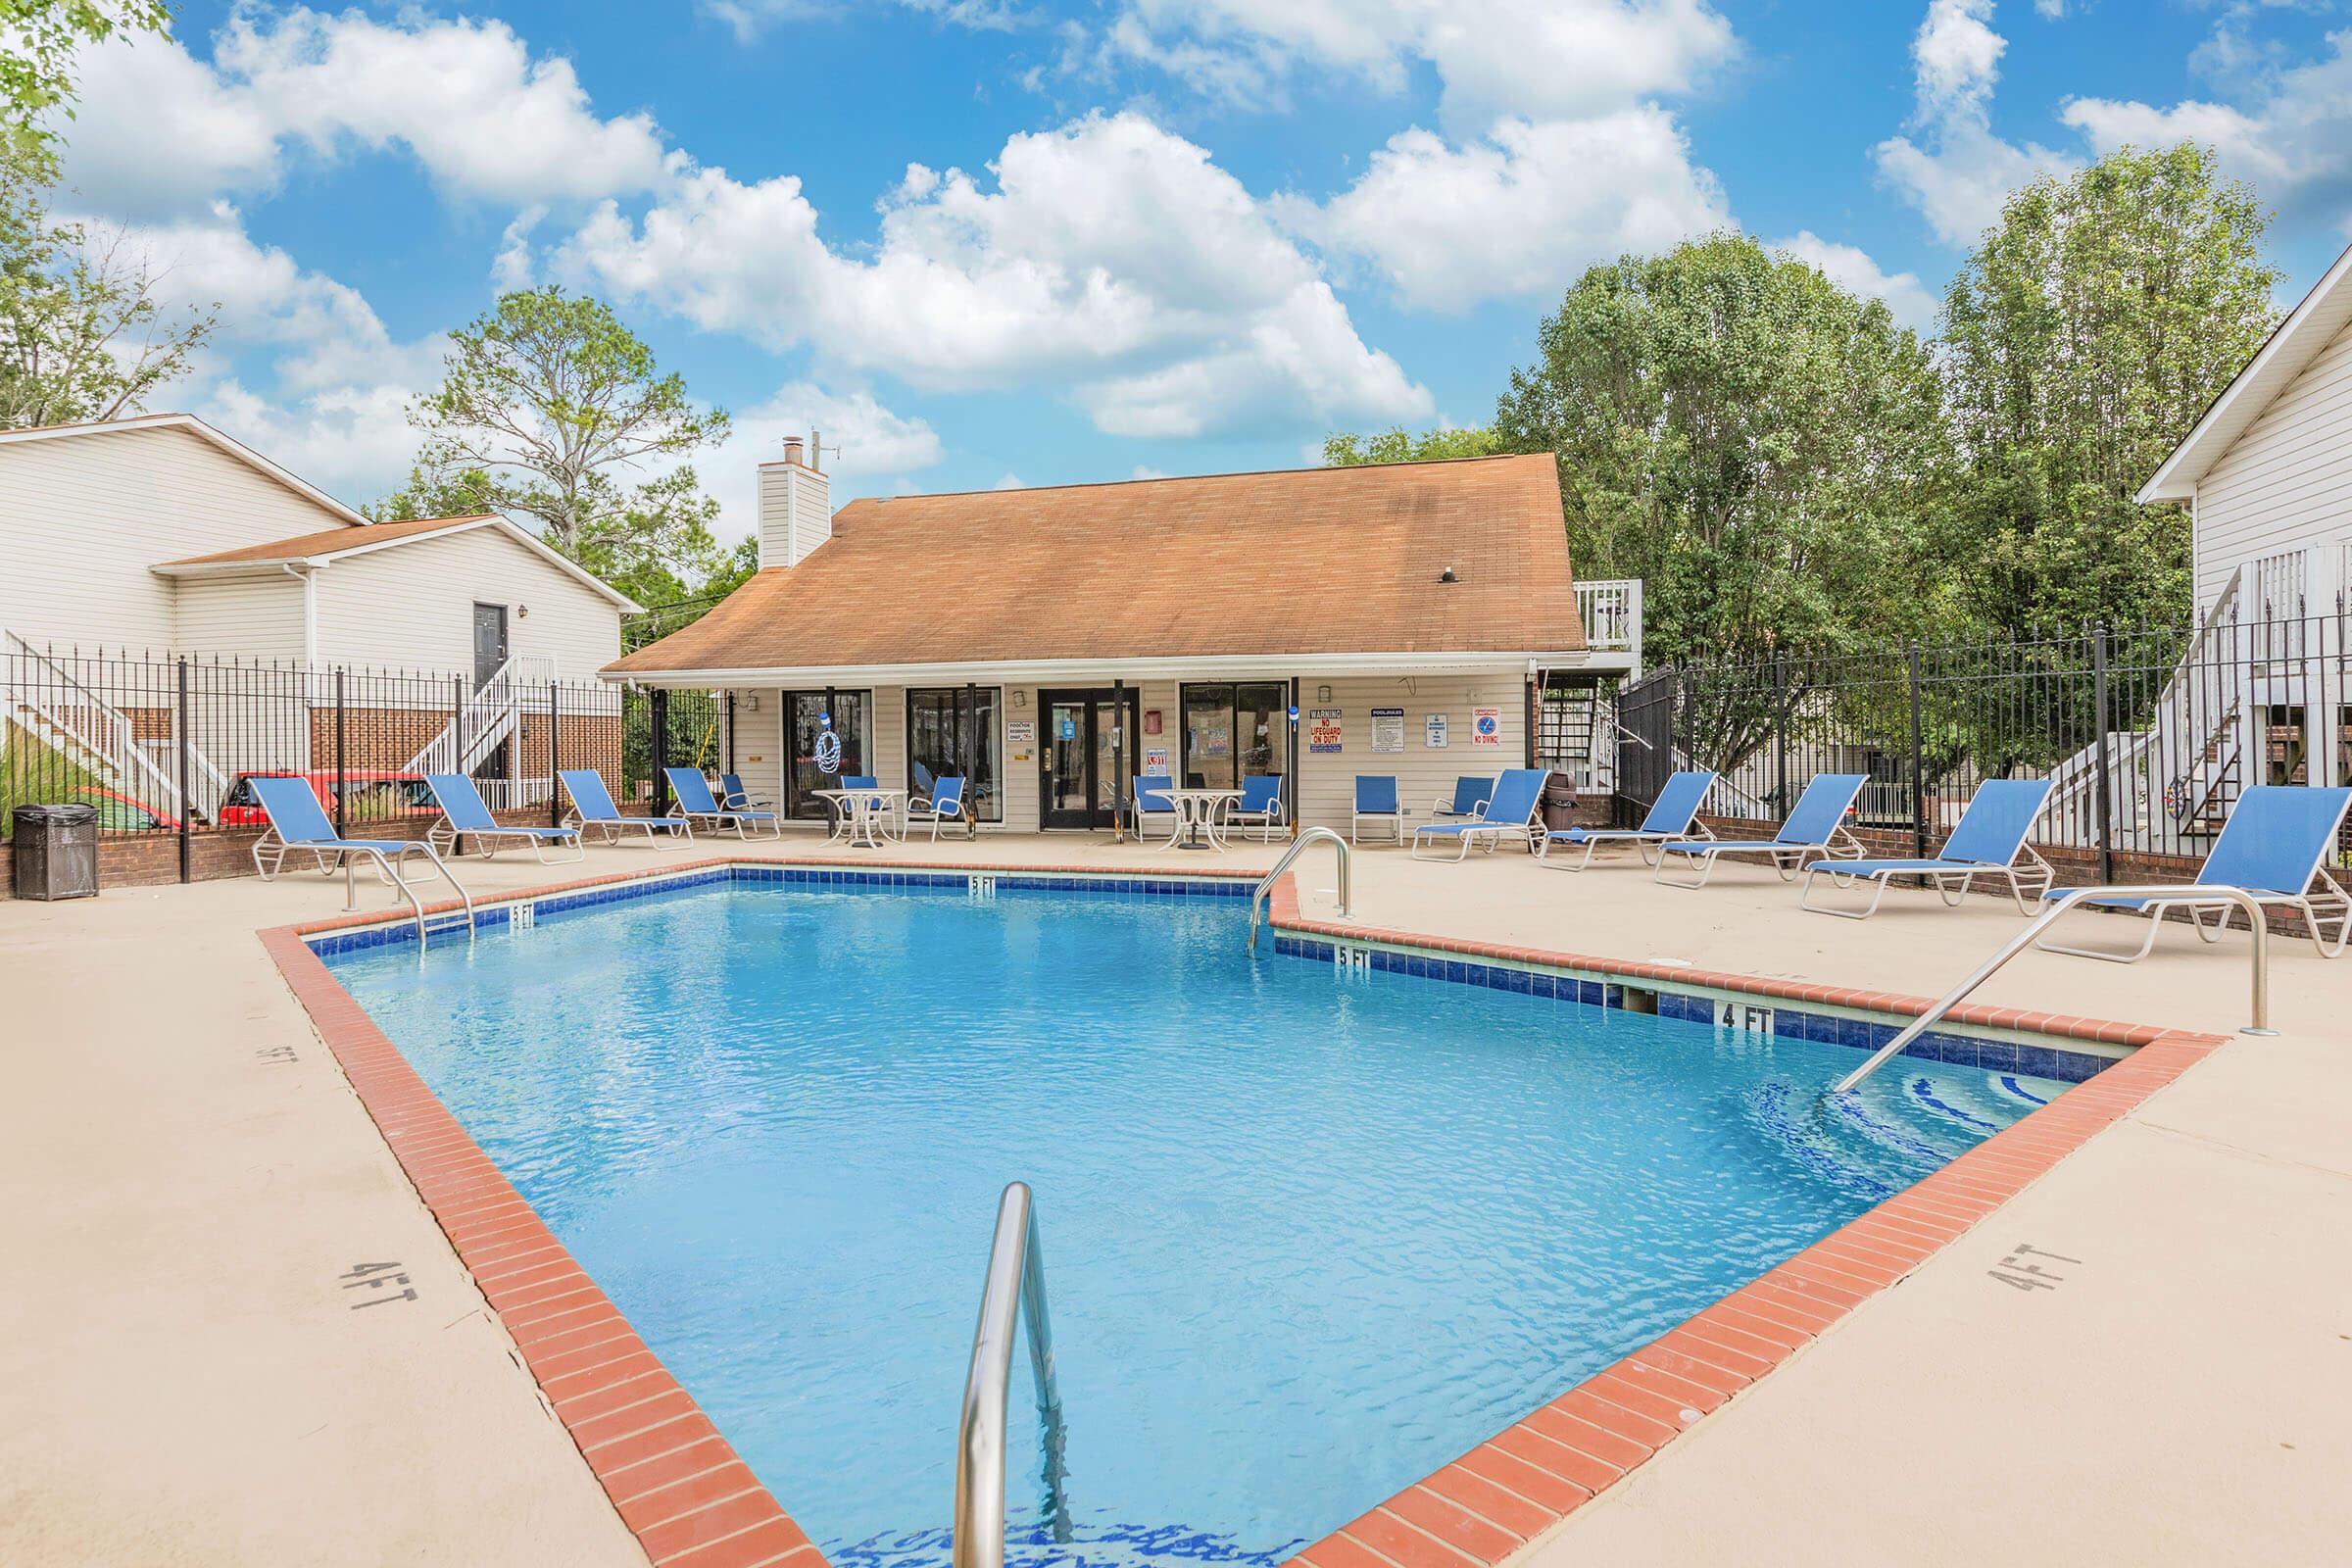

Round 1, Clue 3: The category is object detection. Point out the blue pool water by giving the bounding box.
[325,882,2063,1567]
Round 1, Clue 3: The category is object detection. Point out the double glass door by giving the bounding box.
[1038,689,1140,829]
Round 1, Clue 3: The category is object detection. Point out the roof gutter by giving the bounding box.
[601,649,1599,687]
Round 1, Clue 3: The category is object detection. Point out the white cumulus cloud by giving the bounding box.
[1281,111,1729,310]
[554,111,1432,436]
[1873,0,2080,246]
[1775,231,1941,332]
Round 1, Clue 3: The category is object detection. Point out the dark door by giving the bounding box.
[1038,689,1139,829]
[784,691,868,819]
[472,603,509,689]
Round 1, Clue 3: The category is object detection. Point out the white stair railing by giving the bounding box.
[2,633,230,823]
[402,654,555,784]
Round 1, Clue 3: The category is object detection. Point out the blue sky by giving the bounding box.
[42,0,2352,538]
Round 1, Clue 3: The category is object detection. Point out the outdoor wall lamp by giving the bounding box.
[1315,684,1333,704]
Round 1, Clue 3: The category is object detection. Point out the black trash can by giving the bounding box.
[13,803,100,901]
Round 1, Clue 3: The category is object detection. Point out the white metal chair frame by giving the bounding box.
[425,814,589,865]
[1800,842,2056,919]
[1652,824,1868,889]
[2034,866,2351,962]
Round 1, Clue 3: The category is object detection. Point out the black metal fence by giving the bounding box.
[1616,612,2352,877]
[2,646,729,871]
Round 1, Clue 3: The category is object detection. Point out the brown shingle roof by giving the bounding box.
[156,514,491,565]
[609,455,1580,676]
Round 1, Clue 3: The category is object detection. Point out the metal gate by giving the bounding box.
[1613,669,1677,827]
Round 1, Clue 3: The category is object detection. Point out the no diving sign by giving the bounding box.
[1471,707,1501,747]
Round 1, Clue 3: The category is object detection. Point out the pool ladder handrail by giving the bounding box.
[1827,883,2277,1098]
[953,1181,1069,1568]
[340,844,475,952]
[1248,826,1352,950]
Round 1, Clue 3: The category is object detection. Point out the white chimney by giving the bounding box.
[758,433,832,568]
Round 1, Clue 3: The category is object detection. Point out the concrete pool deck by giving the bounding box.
[2,829,2347,1565]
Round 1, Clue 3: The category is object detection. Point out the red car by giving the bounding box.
[215,770,438,827]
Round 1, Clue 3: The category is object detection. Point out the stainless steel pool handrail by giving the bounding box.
[953,1181,1068,1568]
[1248,826,1351,950]
[1827,884,2277,1098]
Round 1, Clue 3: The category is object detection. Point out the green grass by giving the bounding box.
[0,721,111,839]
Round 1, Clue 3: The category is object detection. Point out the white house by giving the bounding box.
[2140,240,2352,624]
[0,413,637,821]
[2109,240,2352,827]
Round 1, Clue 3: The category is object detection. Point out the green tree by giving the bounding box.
[1,156,215,425]
[1494,232,1960,673]
[1940,143,2281,630]
[1322,424,1502,466]
[379,287,733,607]
[1,0,172,174]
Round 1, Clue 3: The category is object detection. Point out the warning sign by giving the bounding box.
[1471,707,1501,747]
[1306,708,1344,754]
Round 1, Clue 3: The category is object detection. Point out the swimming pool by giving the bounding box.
[322,875,2070,1567]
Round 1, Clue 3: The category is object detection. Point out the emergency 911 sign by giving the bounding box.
[1471,707,1501,746]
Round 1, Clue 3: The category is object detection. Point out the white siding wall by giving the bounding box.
[0,424,352,652]
[173,572,307,662]
[2194,317,2352,613]
[1291,675,1528,833]
[714,672,1532,834]
[312,526,622,675]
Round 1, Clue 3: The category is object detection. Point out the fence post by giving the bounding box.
[334,667,347,839]
[1773,657,1788,817]
[1906,643,1928,858]
[725,689,737,777]
[453,673,466,776]
[175,656,191,885]
[549,681,562,827]
[652,688,671,817]
[2092,623,2115,883]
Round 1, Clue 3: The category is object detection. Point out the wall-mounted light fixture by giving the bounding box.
[1315,683,1333,705]
[744,693,760,712]
[1012,690,1028,709]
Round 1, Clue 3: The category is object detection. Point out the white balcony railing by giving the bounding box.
[1575,579,1643,666]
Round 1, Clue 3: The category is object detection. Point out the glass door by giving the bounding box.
[784,690,868,819]
[1037,689,1140,829]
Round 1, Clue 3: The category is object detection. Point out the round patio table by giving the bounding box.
[810,787,906,849]
[1155,787,1244,850]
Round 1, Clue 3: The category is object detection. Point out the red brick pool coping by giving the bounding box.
[258,855,2226,1568]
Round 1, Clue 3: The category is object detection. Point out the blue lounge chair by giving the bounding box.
[1801,777,2054,918]
[424,772,585,865]
[2035,784,2351,961]
[666,767,781,839]
[1352,776,1401,845]
[1429,776,1494,822]
[1132,774,1177,842]
[246,772,455,896]
[719,772,769,811]
[1225,774,1286,843]
[1654,772,1867,888]
[561,768,692,845]
[906,775,972,841]
[1540,769,1715,870]
[1410,768,1548,861]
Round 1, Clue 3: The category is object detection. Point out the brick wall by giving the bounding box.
[0,802,647,899]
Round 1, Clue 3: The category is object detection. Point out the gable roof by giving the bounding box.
[2140,241,2352,504]
[609,454,1580,681]
[0,413,368,525]
[155,514,642,611]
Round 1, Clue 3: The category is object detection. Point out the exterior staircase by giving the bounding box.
[402,653,556,808]
[2,632,230,823]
